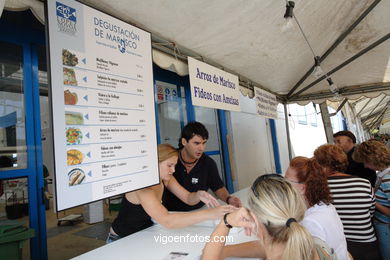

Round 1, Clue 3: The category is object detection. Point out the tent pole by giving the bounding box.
[329,98,348,117]
[291,33,390,99]
[356,98,372,118]
[284,104,292,160]
[319,102,334,143]
[361,95,386,121]
[369,102,390,130]
[286,0,382,98]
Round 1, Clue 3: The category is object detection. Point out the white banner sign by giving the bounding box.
[47,0,158,211]
[188,57,240,112]
[255,88,278,119]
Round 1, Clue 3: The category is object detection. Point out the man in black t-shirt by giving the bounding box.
[333,131,376,187]
[163,121,241,211]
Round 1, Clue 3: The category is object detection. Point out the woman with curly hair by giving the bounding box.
[314,144,380,260]
[353,140,390,259]
[285,156,348,259]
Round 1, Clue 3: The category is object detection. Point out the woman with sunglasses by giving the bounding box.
[202,174,335,260]
[285,157,348,260]
[107,144,235,243]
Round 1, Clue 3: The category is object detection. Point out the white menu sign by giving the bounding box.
[188,57,241,112]
[255,88,278,119]
[47,0,158,211]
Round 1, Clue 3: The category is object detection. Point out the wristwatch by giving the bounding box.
[226,195,232,204]
[223,213,233,229]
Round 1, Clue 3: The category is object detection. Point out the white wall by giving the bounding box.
[274,104,290,174]
[229,95,275,190]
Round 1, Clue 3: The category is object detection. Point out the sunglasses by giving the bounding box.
[251,174,284,197]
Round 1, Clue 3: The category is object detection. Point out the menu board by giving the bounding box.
[46,0,158,211]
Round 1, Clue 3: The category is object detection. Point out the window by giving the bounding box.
[296,105,307,125]
[308,103,318,127]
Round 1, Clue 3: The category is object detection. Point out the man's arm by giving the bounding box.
[214,187,241,207]
[166,177,220,207]
[206,156,241,207]
[214,187,229,202]
[376,203,390,217]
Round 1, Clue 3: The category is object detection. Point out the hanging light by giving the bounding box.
[313,56,324,78]
[284,1,295,19]
[282,1,295,31]
[326,77,338,93]
[327,77,343,101]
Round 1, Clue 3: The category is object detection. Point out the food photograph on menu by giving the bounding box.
[67,149,84,166]
[65,111,84,125]
[63,67,78,86]
[62,48,79,67]
[66,127,83,145]
[68,168,85,186]
[64,89,78,105]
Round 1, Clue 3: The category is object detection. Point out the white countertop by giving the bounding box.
[73,187,258,260]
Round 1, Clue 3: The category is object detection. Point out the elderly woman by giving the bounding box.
[353,140,390,259]
[285,156,348,259]
[314,144,381,260]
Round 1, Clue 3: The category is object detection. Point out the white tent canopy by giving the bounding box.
[2,0,390,128]
[78,0,390,97]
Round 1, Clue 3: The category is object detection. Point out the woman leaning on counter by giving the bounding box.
[107,143,235,242]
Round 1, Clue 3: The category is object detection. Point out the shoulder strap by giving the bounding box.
[313,237,337,260]
[374,167,390,192]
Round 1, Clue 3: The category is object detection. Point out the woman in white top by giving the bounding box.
[285,156,349,260]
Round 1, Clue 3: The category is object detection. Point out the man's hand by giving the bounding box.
[227,195,242,207]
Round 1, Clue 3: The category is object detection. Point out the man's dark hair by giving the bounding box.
[178,121,209,149]
[333,130,356,144]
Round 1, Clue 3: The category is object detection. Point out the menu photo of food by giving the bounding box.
[67,149,84,166]
[63,67,78,86]
[65,111,84,125]
[66,127,82,145]
[68,168,85,186]
[64,89,78,105]
[62,49,79,67]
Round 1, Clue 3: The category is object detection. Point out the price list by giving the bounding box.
[47,0,158,210]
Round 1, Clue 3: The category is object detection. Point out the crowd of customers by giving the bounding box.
[203,130,389,260]
[107,125,388,260]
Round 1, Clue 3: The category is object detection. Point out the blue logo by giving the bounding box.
[118,39,126,53]
[56,2,76,22]
[56,2,77,35]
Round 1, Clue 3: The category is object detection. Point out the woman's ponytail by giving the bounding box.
[283,221,314,260]
[249,174,315,260]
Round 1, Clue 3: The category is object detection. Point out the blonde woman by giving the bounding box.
[107,144,235,242]
[353,140,390,259]
[202,174,335,260]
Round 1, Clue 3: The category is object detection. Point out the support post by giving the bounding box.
[269,119,282,174]
[283,104,292,160]
[319,102,334,143]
